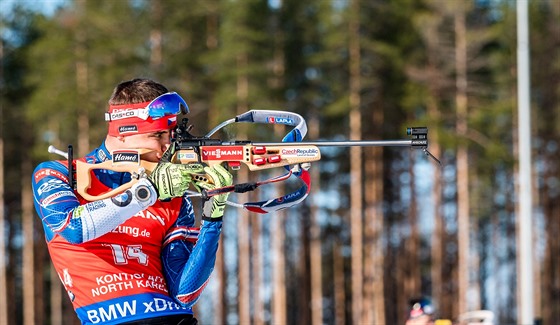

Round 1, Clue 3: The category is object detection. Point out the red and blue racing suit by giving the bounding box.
[32,142,221,324]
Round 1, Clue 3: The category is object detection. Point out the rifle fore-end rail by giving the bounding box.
[174,143,322,171]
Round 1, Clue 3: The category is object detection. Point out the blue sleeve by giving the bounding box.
[32,161,83,243]
[161,199,222,307]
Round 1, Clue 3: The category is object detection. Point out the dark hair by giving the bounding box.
[108,78,169,105]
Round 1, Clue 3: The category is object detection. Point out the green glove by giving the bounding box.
[148,143,204,200]
[194,164,233,221]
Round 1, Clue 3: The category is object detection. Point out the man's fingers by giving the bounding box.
[160,141,177,163]
[213,165,233,185]
[181,163,205,174]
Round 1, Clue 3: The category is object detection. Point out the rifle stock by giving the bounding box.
[76,149,157,201]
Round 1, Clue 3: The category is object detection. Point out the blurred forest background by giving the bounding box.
[0,0,559,324]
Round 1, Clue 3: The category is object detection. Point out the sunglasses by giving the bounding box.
[105,92,189,122]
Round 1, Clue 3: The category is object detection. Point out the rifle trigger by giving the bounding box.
[228,161,241,170]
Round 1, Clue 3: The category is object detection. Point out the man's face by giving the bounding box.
[119,130,172,162]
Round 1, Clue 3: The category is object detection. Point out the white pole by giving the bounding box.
[516,1,534,324]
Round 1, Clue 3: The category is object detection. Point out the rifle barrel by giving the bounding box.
[233,140,414,147]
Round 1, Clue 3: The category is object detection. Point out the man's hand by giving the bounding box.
[195,165,233,221]
[148,143,204,200]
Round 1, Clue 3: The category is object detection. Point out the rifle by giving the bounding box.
[53,110,440,214]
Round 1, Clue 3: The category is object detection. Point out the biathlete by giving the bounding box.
[32,78,231,325]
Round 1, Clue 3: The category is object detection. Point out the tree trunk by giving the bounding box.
[252,213,264,325]
[364,97,385,324]
[540,2,560,322]
[470,173,481,311]
[455,3,471,316]
[407,152,420,297]
[22,158,35,325]
[348,0,363,322]
[150,0,163,71]
[236,53,251,325]
[299,207,311,324]
[270,24,287,325]
[427,95,443,313]
[365,147,386,325]
[0,123,7,325]
[75,0,89,157]
[333,242,346,324]
[308,110,323,325]
[0,47,8,319]
[236,174,250,325]
[542,147,560,323]
[271,208,287,325]
[543,195,560,323]
[34,227,45,324]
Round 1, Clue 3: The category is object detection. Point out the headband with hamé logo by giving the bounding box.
[105,92,189,136]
